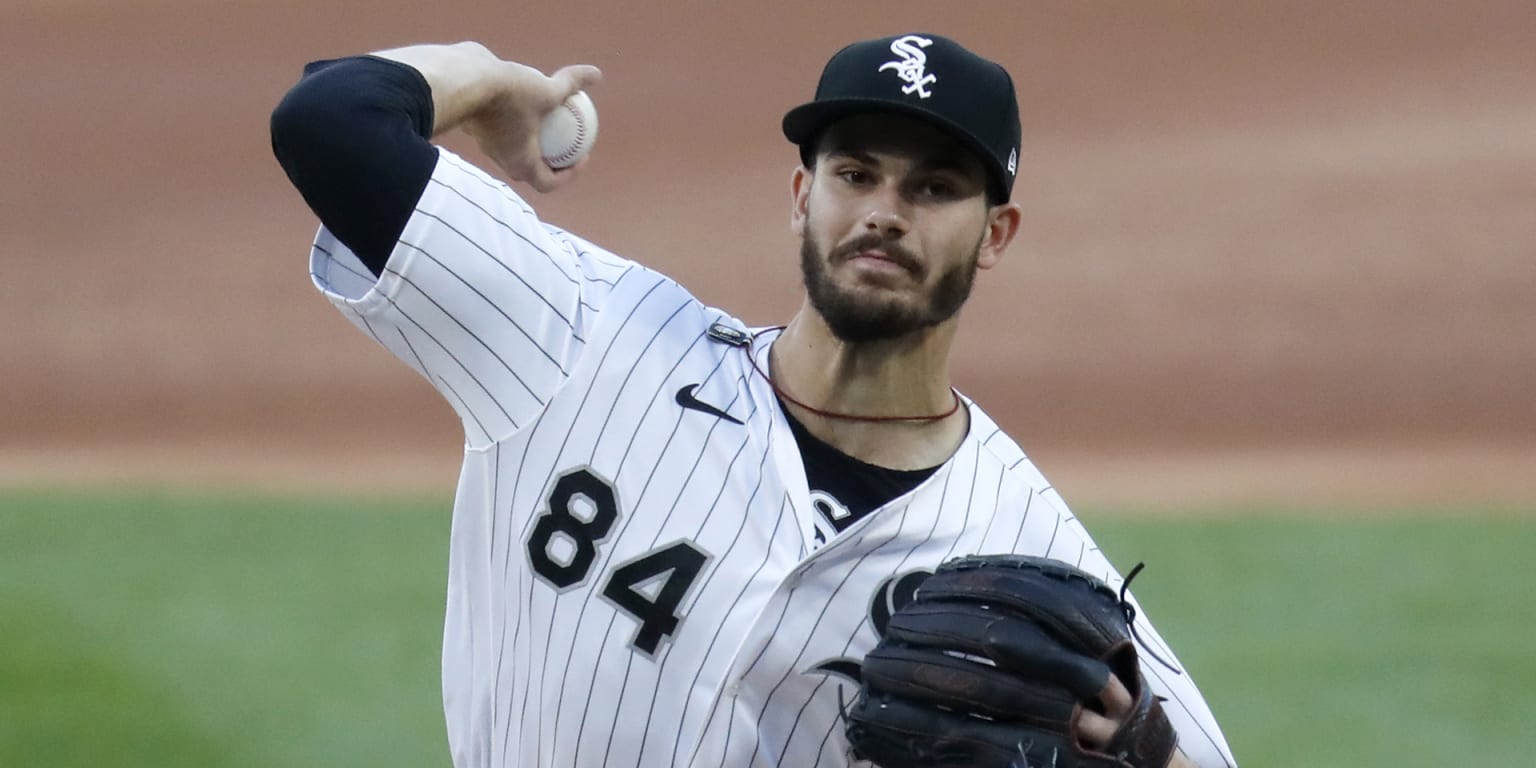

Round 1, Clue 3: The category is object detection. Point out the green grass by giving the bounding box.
[0,488,453,767]
[1085,510,1536,766]
[2,489,1533,766]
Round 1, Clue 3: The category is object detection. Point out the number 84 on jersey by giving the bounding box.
[526,467,711,658]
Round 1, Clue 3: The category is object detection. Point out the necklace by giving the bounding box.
[744,327,963,424]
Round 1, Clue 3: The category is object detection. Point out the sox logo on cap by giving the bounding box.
[877,34,937,98]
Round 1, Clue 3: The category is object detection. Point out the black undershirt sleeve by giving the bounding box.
[269,56,438,277]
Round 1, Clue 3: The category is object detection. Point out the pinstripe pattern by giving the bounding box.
[306,148,1237,767]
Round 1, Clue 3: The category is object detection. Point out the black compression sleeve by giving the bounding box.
[270,56,438,277]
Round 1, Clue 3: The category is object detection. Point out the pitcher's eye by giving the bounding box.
[837,168,873,186]
[921,180,955,198]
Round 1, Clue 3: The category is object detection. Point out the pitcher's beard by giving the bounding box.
[800,230,981,343]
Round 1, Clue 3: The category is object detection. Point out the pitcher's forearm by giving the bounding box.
[367,42,599,193]
[371,42,516,137]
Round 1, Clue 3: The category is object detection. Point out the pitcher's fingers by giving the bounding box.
[1100,674,1134,720]
[533,155,591,192]
[524,160,562,193]
[551,64,602,99]
[1077,708,1116,750]
[490,137,558,191]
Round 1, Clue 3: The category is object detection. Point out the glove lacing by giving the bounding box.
[1118,562,1180,675]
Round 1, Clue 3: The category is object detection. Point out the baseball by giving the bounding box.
[539,90,598,169]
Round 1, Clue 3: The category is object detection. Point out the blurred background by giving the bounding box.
[2,1,1533,765]
[3,0,1534,505]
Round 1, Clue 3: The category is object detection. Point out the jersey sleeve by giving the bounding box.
[1004,470,1238,767]
[1037,493,1237,766]
[976,420,1238,767]
[309,148,634,447]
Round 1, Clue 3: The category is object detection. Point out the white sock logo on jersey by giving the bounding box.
[808,490,854,550]
[810,490,851,523]
[805,568,933,684]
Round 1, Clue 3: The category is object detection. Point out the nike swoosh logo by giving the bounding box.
[675,384,744,425]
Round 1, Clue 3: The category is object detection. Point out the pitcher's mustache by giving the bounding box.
[831,235,923,277]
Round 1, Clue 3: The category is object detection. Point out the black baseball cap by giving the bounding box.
[783,33,1021,203]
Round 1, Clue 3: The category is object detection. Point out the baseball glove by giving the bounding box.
[845,554,1177,768]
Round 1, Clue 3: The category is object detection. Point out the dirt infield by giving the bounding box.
[3,1,1533,508]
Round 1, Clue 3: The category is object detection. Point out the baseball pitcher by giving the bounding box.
[270,33,1236,768]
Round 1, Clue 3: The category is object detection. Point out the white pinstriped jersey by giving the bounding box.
[308,148,1236,767]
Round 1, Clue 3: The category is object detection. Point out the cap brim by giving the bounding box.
[784,98,974,146]
[781,98,1010,202]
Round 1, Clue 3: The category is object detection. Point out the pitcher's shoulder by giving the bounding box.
[960,398,1063,499]
[960,398,1026,469]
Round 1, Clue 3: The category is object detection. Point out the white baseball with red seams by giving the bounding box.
[540,90,598,168]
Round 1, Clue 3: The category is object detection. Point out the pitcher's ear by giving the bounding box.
[790,165,813,236]
[977,202,1022,270]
